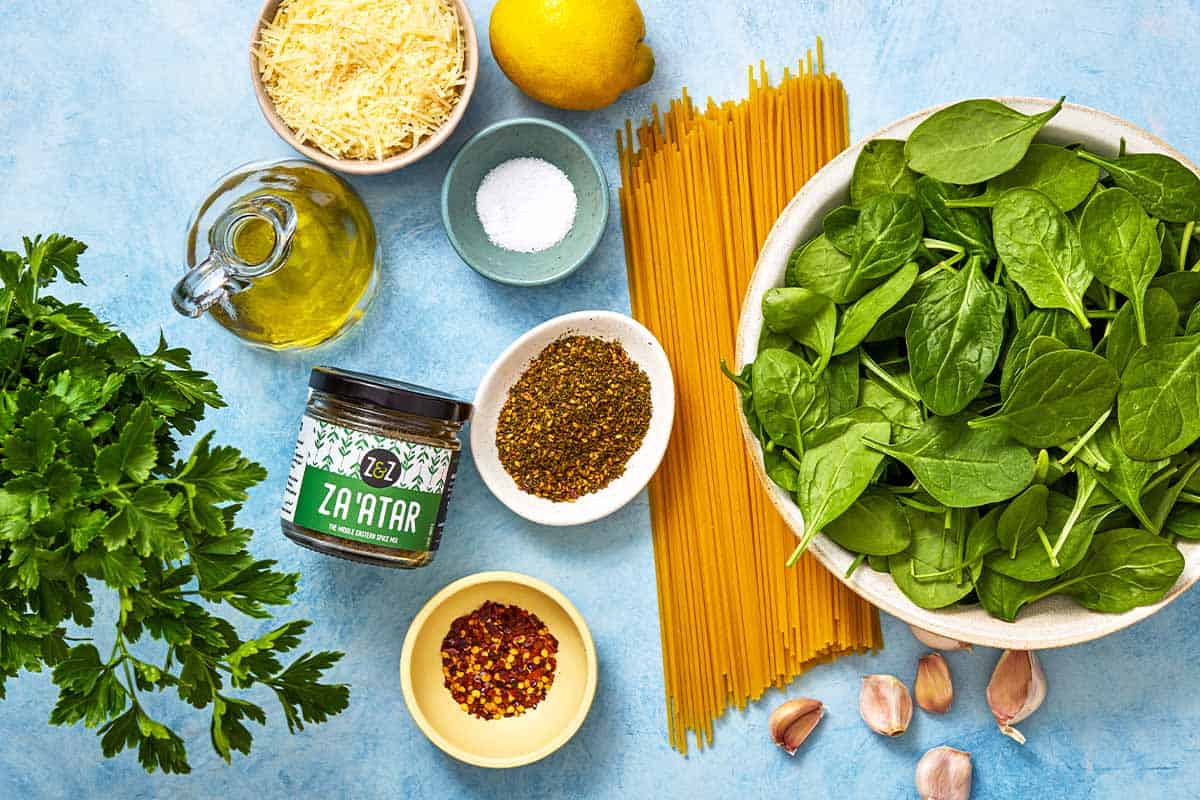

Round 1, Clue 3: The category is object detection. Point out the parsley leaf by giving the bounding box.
[0,237,349,771]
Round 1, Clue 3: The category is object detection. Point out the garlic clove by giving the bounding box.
[986,649,1046,744]
[915,745,972,800]
[859,674,913,736]
[768,697,824,755]
[909,624,972,651]
[915,653,953,714]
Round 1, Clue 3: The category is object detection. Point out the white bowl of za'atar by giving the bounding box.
[472,310,674,527]
[735,97,1200,649]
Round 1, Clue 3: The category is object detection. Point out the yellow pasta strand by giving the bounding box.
[617,42,883,754]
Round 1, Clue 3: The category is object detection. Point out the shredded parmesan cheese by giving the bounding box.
[255,0,467,161]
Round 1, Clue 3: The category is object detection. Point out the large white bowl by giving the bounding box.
[736,97,1200,649]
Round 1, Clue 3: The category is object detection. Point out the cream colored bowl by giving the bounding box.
[735,98,1200,650]
[249,0,479,175]
[400,571,597,768]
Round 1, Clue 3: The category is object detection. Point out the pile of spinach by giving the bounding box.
[729,97,1200,622]
[0,236,348,772]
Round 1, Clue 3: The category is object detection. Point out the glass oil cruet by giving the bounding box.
[173,159,380,350]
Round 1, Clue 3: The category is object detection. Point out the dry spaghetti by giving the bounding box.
[617,42,882,754]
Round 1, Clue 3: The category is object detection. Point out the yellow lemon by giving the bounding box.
[489,0,655,111]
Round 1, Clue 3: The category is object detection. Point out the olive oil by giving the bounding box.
[175,159,379,350]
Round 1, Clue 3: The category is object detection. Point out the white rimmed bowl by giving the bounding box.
[471,310,674,526]
[735,97,1200,650]
[400,571,597,768]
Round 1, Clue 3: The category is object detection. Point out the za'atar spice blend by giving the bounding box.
[440,601,559,720]
[495,335,652,501]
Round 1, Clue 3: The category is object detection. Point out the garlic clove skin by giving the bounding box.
[915,653,953,714]
[915,746,972,800]
[909,624,972,651]
[768,697,824,755]
[859,674,913,736]
[986,649,1046,744]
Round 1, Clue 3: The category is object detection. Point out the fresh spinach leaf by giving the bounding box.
[915,176,996,259]
[907,258,1007,416]
[946,143,1100,212]
[1187,304,1200,336]
[757,329,795,353]
[823,491,912,556]
[865,272,948,343]
[850,139,919,206]
[1079,187,1162,345]
[763,448,800,492]
[1104,288,1179,375]
[860,376,923,432]
[993,188,1093,328]
[904,98,1063,184]
[822,350,861,417]
[1000,309,1092,398]
[790,408,892,565]
[833,263,918,356]
[751,348,828,453]
[1118,333,1200,460]
[1052,528,1184,612]
[976,569,1053,622]
[850,193,925,281]
[1076,149,1200,223]
[785,234,856,301]
[1150,271,1200,311]
[1001,335,1067,402]
[823,205,860,254]
[1166,505,1200,539]
[987,490,1112,581]
[1145,459,1200,535]
[867,553,890,572]
[964,506,1005,564]
[1078,418,1168,532]
[970,348,1119,447]
[997,484,1050,556]
[889,507,980,609]
[865,415,1035,508]
[762,288,836,373]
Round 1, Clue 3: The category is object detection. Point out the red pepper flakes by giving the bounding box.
[440,601,559,720]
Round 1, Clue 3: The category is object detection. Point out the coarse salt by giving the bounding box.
[475,157,577,253]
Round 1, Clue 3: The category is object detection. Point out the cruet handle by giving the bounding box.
[171,194,297,318]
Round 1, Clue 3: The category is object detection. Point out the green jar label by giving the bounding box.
[281,415,454,552]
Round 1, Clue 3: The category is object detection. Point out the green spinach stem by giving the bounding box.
[1059,410,1112,466]
[1036,526,1061,568]
[859,351,921,403]
[1181,220,1195,270]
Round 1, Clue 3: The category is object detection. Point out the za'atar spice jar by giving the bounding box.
[281,366,472,568]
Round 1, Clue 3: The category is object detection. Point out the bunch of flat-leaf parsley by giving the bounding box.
[0,235,349,773]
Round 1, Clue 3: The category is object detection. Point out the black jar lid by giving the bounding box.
[309,366,472,423]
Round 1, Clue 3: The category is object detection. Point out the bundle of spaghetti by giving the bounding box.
[617,42,882,753]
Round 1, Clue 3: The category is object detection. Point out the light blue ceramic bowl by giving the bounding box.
[441,118,609,286]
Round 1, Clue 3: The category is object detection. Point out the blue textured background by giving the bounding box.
[3,1,1199,797]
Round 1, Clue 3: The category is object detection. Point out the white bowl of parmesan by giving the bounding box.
[250,0,478,175]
